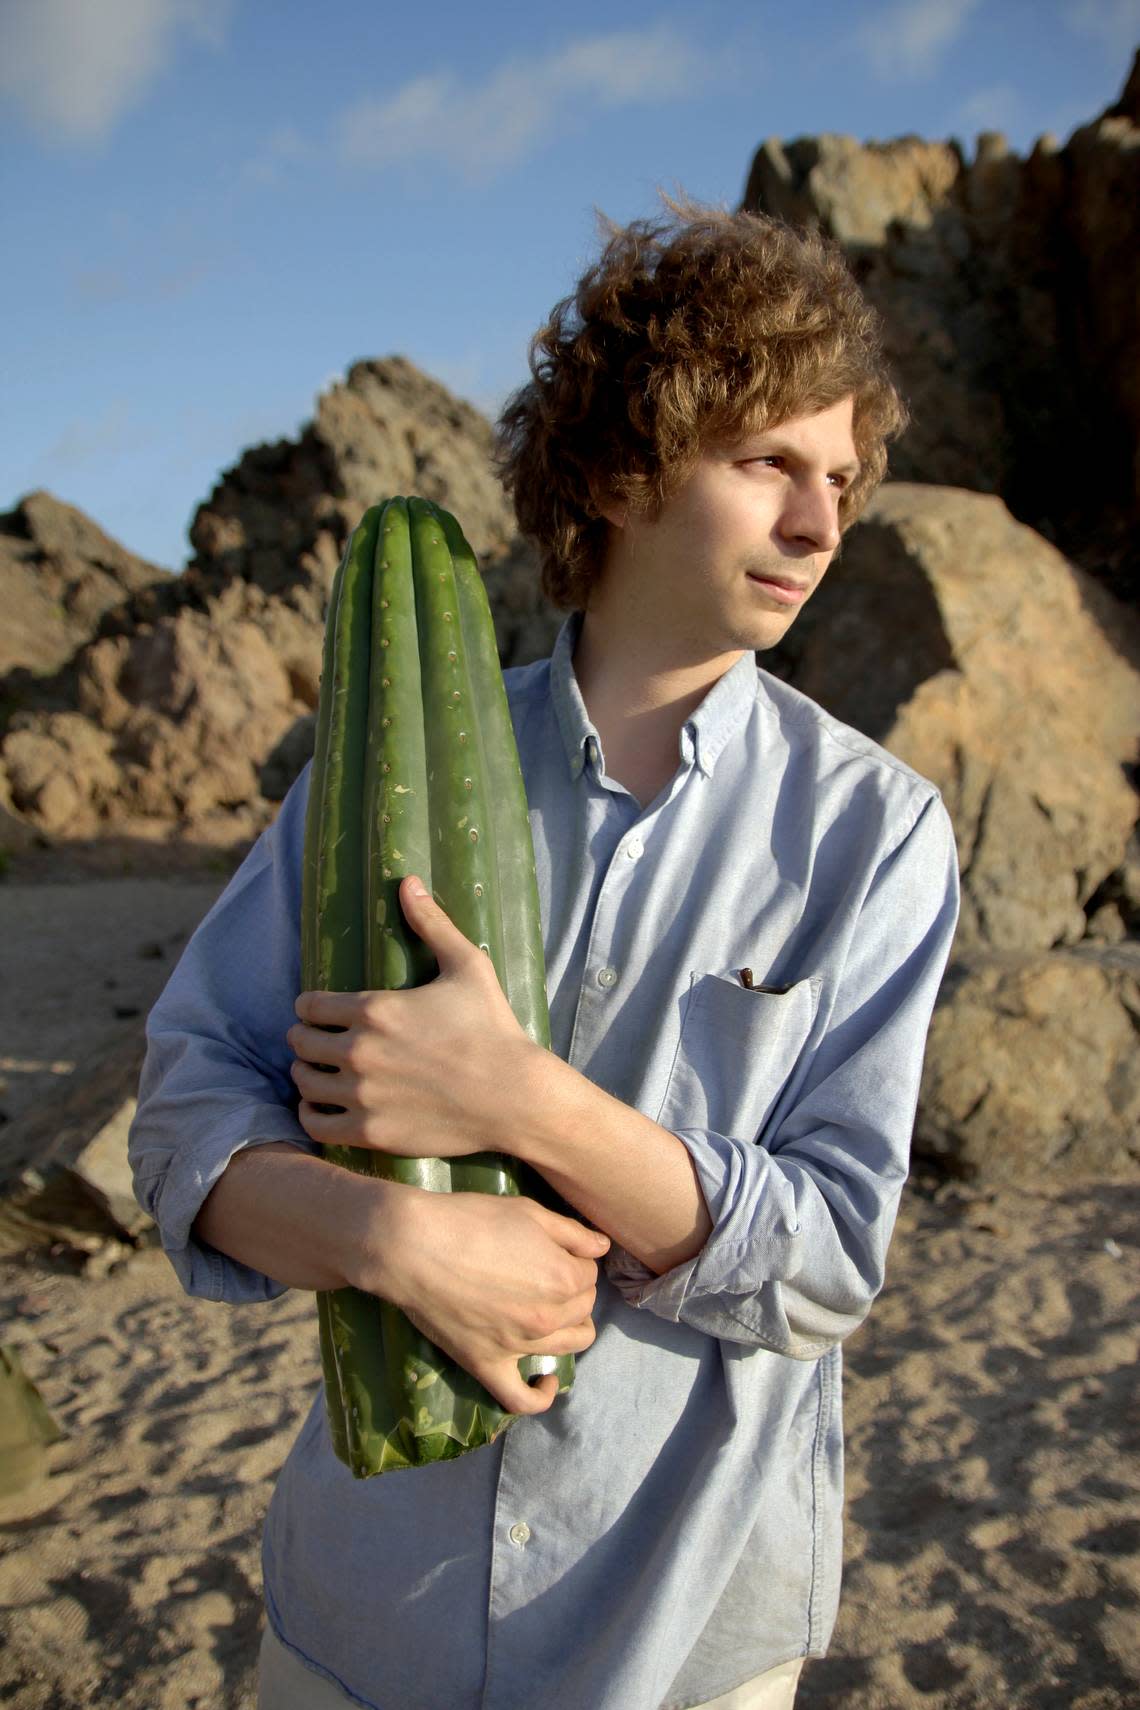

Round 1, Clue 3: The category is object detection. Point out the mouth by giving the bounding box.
[746,572,810,606]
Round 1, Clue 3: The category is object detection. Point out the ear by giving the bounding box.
[588,480,628,531]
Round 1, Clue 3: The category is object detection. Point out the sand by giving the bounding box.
[0,876,228,1129]
[1,876,1137,1709]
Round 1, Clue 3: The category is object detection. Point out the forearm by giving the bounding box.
[193,1141,395,1294]
[517,1050,712,1275]
[193,1138,607,1415]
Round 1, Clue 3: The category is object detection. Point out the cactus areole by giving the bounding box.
[300,496,569,1478]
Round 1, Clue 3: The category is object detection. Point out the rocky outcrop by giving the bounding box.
[772,481,1140,1182]
[742,60,1140,1181]
[742,52,1140,603]
[0,358,527,841]
[184,353,518,608]
[915,945,1140,1182]
[0,492,169,682]
[767,482,1140,953]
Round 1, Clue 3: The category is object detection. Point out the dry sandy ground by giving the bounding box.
[0,876,228,1128]
[0,878,1137,1709]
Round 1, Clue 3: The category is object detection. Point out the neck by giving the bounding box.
[571,603,745,804]
[575,607,742,716]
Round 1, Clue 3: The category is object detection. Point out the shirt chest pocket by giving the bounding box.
[654,971,821,1143]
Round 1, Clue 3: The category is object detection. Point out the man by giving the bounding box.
[129,197,959,1710]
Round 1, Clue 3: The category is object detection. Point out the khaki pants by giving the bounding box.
[257,1620,803,1709]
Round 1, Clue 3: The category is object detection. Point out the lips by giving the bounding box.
[746,572,810,605]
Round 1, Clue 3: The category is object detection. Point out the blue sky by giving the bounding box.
[2,0,1137,571]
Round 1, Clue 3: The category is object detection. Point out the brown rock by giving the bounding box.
[0,492,170,682]
[0,1028,152,1251]
[3,714,120,837]
[916,946,1140,1182]
[741,52,1140,602]
[185,354,518,612]
[482,536,563,670]
[766,483,1140,952]
[0,357,536,836]
[0,796,37,859]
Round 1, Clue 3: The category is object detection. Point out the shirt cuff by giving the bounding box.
[603,1127,805,1341]
[131,1109,317,1305]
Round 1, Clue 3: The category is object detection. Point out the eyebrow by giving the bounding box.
[740,437,862,478]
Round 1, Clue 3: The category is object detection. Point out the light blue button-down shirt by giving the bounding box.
[129,610,959,1710]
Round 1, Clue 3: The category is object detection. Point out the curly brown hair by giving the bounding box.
[493,192,906,610]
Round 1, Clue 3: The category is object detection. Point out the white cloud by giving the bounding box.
[1064,0,1140,58]
[0,0,231,145]
[337,22,716,181]
[857,0,982,80]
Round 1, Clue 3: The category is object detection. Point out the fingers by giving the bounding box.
[291,1059,353,1104]
[289,1018,354,1064]
[521,1315,598,1359]
[477,1312,597,1414]
[537,1204,611,1259]
[478,1362,558,1417]
[294,990,365,1028]
[473,1335,594,1416]
[297,1100,351,1141]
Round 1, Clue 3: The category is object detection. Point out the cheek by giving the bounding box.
[674,502,742,577]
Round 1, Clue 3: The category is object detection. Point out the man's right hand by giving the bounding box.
[351,1188,610,1416]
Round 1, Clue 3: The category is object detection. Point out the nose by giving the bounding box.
[778,480,841,555]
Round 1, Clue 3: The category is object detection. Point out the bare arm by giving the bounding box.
[193,1141,382,1293]
[290,878,713,1277]
[193,1140,609,1414]
[512,1050,714,1275]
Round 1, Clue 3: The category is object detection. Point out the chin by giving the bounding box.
[751,629,793,654]
[736,617,798,654]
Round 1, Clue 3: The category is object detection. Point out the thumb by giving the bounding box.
[399,874,477,967]
[543,1208,611,1258]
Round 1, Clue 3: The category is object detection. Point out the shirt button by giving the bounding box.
[596,966,618,990]
[509,1522,531,1548]
[626,837,644,860]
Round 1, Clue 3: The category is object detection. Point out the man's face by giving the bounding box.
[593,395,860,661]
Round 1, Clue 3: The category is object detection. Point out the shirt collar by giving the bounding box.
[549,611,758,782]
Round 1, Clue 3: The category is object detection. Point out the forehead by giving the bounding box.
[721,396,858,461]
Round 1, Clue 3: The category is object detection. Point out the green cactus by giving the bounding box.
[301,496,569,1478]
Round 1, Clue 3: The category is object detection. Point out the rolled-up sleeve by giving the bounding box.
[128,766,316,1304]
[611,791,960,1356]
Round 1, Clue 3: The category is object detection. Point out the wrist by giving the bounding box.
[512,1045,595,1175]
[338,1174,428,1307]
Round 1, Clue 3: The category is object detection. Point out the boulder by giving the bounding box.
[185,353,518,609]
[0,491,169,683]
[0,357,534,838]
[2,713,120,837]
[741,52,1140,603]
[766,483,1140,952]
[481,536,560,669]
[0,1027,152,1249]
[916,945,1140,1183]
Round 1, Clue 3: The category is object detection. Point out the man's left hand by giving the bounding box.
[288,874,538,1156]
